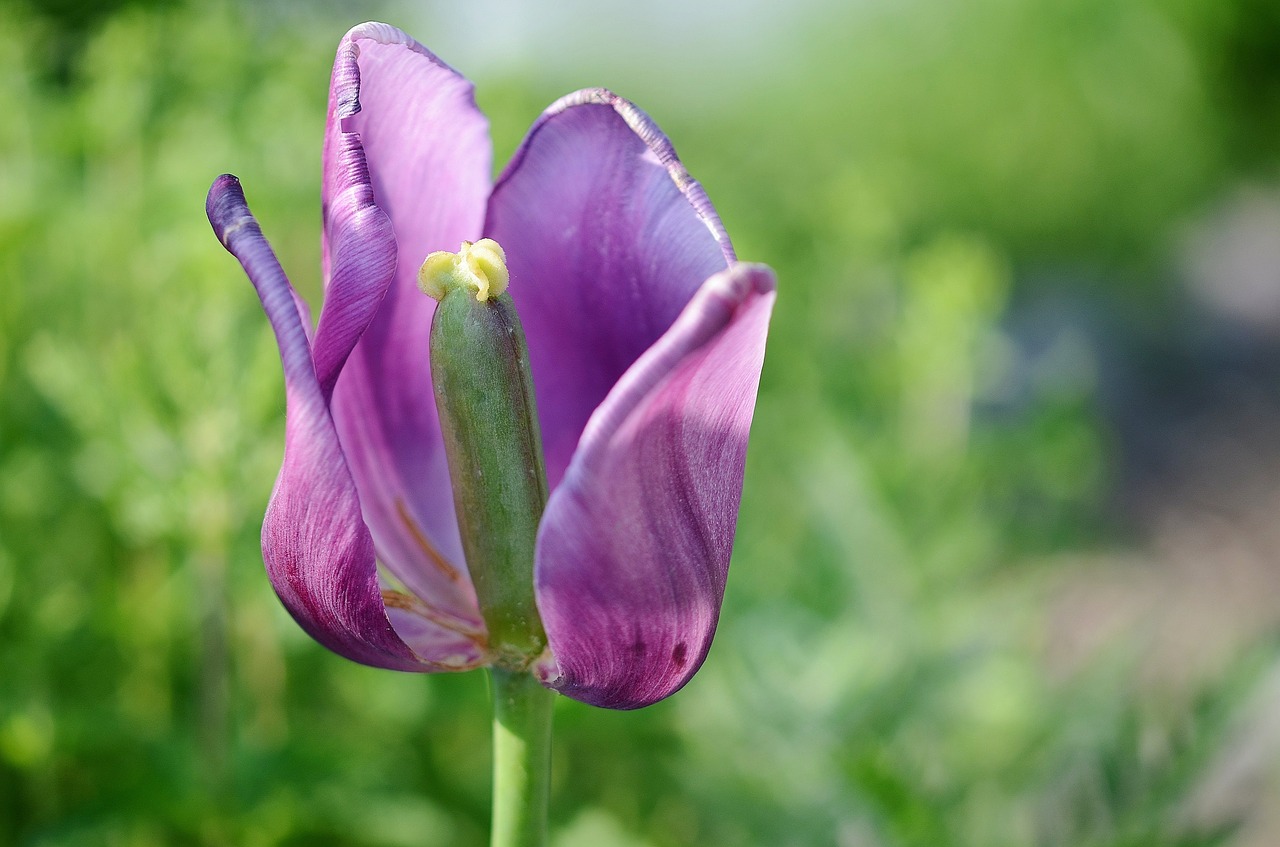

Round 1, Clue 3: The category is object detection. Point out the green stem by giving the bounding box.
[490,668,555,847]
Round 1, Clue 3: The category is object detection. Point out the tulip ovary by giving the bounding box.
[428,277,549,669]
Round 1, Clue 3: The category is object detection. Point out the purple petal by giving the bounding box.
[534,263,776,709]
[486,88,735,489]
[313,33,396,399]
[207,175,486,672]
[323,23,492,620]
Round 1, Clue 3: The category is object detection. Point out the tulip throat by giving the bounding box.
[418,238,509,302]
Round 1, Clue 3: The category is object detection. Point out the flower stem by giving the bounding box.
[489,668,554,847]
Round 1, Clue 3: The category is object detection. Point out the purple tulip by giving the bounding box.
[206,22,774,709]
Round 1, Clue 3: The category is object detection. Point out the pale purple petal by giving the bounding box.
[324,23,492,621]
[206,175,486,672]
[534,263,776,709]
[486,89,734,489]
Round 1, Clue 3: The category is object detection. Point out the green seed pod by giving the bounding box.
[421,240,548,668]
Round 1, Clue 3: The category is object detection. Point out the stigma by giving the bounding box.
[418,238,509,302]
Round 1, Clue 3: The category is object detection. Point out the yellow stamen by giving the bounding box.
[417,238,509,302]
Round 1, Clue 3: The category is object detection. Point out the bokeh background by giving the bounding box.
[3,0,1280,844]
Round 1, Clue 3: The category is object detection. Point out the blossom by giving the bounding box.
[206,22,774,709]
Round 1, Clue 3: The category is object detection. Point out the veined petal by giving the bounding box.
[534,263,776,709]
[314,34,396,399]
[324,23,492,621]
[207,175,486,672]
[486,88,734,489]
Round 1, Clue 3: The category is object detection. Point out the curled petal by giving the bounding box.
[313,34,397,400]
[207,175,485,672]
[535,263,776,708]
[324,23,492,622]
[486,88,734,488]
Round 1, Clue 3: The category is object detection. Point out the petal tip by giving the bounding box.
[716,262,777,303]
[499,87,736,265]
[342,21,410,47]
[206,173,252,247]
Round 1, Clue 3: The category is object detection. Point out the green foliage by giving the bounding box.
[1,1,1275,845]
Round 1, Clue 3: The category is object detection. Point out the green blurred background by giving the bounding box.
[3,0,1280,844]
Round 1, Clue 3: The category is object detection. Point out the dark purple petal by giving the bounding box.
[534,263,776,709]
[486,88,735,489]
[323,23,493,620]
[207,174,486,672]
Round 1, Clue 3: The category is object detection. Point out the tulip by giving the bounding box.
[209,21,775,845]
[207,21,772,713]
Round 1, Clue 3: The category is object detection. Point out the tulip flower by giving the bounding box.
[208,25,772,838]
